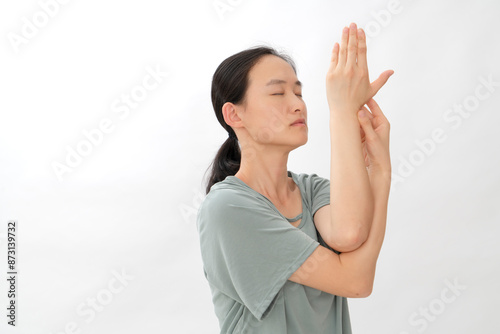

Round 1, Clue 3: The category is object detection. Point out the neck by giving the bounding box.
[235,145,293,204]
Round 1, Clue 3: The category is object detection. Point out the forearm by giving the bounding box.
[329,110,374,249]
[338,173,391,295]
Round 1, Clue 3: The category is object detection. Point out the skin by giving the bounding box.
[327,23,393,173]
[287,23,392,297]
[320,22,393,251]
[222,54,307,206]
[222,22,392,256]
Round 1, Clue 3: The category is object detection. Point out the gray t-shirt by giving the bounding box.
[196,170,352,334]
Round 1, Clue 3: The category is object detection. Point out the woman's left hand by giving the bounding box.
[357,98,391,174]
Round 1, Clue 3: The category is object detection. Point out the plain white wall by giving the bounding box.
[1,0,499,333]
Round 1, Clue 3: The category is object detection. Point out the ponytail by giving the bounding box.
[205,134,240,194]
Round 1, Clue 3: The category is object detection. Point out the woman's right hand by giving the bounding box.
[326,22,394,113]
[357,98,391,174]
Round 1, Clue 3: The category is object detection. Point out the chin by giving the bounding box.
[289,133,308,149]
[256,127,308,147]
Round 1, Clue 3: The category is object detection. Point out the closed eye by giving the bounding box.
[272,93,303,97]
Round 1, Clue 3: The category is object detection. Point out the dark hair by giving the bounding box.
[203,45,297,194]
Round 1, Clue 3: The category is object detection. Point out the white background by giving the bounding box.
[1,0,499,333]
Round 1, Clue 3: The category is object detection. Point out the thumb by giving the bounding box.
[357,108,376,139]
[370,69,394,96]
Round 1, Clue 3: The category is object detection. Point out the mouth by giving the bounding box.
[291,118,306,126]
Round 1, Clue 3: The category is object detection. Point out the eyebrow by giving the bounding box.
[265,79,302,88]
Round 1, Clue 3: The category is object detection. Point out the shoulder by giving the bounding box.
[203,178,262,206]
[290,171,330,193]
[197,178,269,223]
[196,178,284,238]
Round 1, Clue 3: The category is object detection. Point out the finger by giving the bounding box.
[357,108,377,140]
[359,105,373,119]
[366,98,387,122]
[359,105,373,139]
[370,69,394,96]
[359,124,365,141]
[359,106,370,134]
[358,106,373,119]
[346,22,358,69]
[338,26,349,66]
[357,28,368,72]
[361,105,374,120]
[330,43,339,69]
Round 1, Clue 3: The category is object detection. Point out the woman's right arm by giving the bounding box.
[315,23,393,252]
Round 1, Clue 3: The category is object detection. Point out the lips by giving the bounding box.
[291,118,306,125]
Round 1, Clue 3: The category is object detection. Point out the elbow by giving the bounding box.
[359,279,374,297]
[354,285,373,298]
[328,223,369,253]
[349,279,374,298]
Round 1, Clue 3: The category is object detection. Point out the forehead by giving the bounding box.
[248,55,298,87]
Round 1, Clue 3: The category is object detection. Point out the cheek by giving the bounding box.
[267,107,288,133]
[267,113,287,134]
[247,104,288,139]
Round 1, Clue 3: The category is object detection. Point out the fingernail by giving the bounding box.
[358,110,365,117]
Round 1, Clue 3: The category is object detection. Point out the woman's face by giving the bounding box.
[231,54,308,149]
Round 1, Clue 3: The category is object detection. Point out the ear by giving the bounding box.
[222,102,243,129]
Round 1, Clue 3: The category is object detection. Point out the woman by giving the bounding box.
[197,22,393,333]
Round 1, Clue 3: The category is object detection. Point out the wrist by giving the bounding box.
[367,165,392,175]
[368,169,392,188]
[329,110,359,125]
[329,104,360,116]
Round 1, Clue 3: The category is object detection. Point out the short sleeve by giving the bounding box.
[196,188,320,321]
[299,173,342,255]
[307,173,331,216]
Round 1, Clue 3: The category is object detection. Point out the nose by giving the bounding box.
[293,98,306,113]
